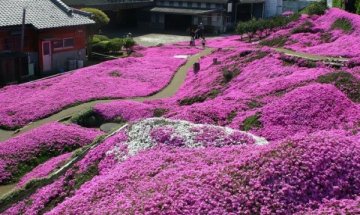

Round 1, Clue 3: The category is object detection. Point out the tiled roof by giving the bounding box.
[0,0,95,29]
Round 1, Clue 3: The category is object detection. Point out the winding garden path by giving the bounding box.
[274,47,349,65]
[0,48,214,142]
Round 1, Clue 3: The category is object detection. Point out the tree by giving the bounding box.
[81,8,110,28]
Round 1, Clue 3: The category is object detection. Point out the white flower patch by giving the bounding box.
[107,117,268,162]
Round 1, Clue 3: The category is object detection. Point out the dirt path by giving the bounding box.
[274,47,349,63]
[0,48,214,142]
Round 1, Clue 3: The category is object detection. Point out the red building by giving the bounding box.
[0,0,95,86]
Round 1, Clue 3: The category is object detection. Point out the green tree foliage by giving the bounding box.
[300,0,327,15]
[81,8,110,27]
[236,14,300,41]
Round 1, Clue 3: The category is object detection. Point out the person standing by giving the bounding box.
[198,22,205,39]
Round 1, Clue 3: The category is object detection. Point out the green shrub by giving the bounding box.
[81,8,110,27]
[240,113,262,131]
[92,40,110,53]
[301,0,327,15]
[107,38,124,52]
[123,38,136,50]
[236,14,300,41]
[331,18,353,33]
[71,109,105,128]
[291,21,314,34]
[260,36,288,47]
[222,68,240,83]
[153,108,168,117]
[317,71,360,102]
[333,0,344,9]
[92,35,109,44]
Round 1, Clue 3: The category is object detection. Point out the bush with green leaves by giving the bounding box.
[331,18,353,33]
[123,38,136,51]
[107,38,124,52]
[91,35,109,44]
[236,14,300,41]
[301,0,327,15]
[81,8,110,27]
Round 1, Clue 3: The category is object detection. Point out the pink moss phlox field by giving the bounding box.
[260,83,360,140]
[0,45,199,129]
[17,152,71,188]
[94,100,155,122]
[45,131,360,214]
[3,177,66,215]
[0,123,101,183]
[77,131,127,174]
[303,197,360,214]
[284,8,360,57]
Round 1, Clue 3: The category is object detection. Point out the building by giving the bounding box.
[0,0,95,86]
[62,0,282,33]
[148,0,280,33]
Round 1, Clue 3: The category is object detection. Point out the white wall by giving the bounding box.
[327,0,333,7]
[265,0,283,17]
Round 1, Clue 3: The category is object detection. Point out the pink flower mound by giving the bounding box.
[17,152,71,187]
[4,177,66,215]
[0,122,101,183]
[0,45,199,129]
[261,83,360,140]
[47,131,360,214]
[304,197,360,214]
[94,100,154,121]
[77,131,127,174]
[285,8,360,57]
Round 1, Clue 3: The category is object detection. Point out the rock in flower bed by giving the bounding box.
[0,45,199,129]
[30,130,360,214]
[0,122,102,184]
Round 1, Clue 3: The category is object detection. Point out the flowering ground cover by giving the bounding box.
[6,129,357,214]
[264,8,360,58]
[1,7,360,215]
[0,123,101,184]
[0,45,199,129]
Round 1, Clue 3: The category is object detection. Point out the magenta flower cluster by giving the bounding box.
[0,123,101,183]
[0,45,199,129]
[36,131,360,214]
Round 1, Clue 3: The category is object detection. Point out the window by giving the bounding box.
[53,38,74,50]
[64,38,74,47]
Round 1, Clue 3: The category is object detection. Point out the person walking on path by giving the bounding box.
[198,22,205,39]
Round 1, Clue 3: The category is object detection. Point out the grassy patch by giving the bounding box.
[222,68,240,84]
[320,32,332,43]
[74,165,99,190]
[179,89,221,106]
[240,113,262,131]
[331,18,353,33]
[71,109,105,128]
[227,110,237,123]
[243,51,269,63]
[291,21,314,34]
[317,71,360,103]
[260,36,288,47]
[109,70,122,77]
[246,100,263,109]
[153,108,168,117]
[300,1,327,15]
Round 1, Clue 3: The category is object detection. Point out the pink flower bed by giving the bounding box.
[43,131,360,214]
[285,8,360,57]
[17,152,72,188]
[259,83,360,140]
[0,123,101,183]
[0,45,199,129]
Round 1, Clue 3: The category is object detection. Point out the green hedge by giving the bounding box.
[236,14,300,41]
[91,35,135,54]
[300,0,327,15]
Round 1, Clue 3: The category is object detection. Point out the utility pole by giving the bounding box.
[21,8,26,52]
